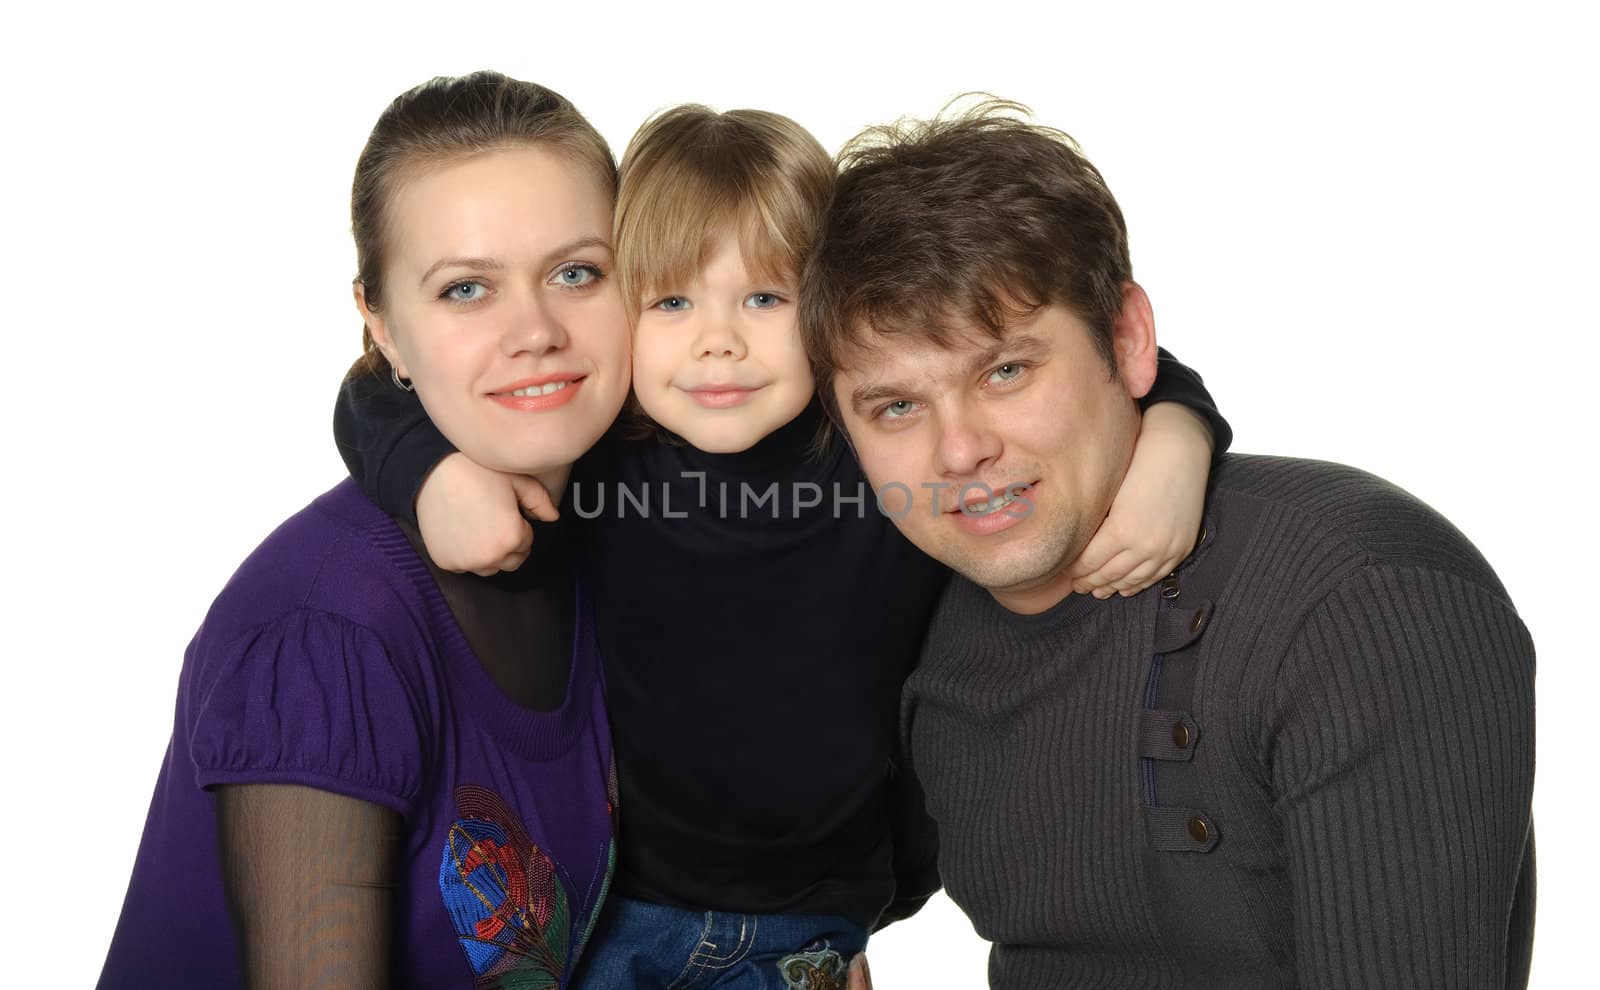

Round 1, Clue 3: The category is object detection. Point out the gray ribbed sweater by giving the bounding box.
[904,455,1535,989]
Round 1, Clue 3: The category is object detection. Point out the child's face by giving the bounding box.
[630,233,815,452]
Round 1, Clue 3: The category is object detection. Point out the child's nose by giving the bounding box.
[692,314,747,360]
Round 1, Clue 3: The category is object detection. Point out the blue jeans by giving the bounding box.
[571,896,868,989]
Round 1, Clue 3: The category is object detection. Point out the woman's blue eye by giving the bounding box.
[988,363,1025,384]
[554,264,601,288]
[746,291,783,310]
[443,281,487,302]
[655,296,689,312]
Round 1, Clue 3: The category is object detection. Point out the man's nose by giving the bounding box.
[935,405,1003,478]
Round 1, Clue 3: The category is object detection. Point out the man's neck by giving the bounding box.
[989,568,1083,616]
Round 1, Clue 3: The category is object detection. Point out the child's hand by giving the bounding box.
[1066,403,1215,599]
[415,453,558,576]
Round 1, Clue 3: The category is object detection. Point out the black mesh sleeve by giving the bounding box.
[216,783,402,989]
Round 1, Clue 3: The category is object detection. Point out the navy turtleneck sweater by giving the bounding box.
[332,351,1228,927]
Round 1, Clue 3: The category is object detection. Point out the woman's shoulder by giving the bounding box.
[198,478,432,647]
[180,481,437,809]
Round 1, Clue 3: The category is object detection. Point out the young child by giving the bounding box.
[335,104,1229,989]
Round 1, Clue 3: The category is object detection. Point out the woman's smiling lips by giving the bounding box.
[681,383,764,409]
[489,373,586,411]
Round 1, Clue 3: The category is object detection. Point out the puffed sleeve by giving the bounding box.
[186,608,429,815]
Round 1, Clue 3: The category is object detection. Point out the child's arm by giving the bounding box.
[334,366,458,524]
[1066,350,1230,598]
[335,370,548,574]
[874,757,941,932]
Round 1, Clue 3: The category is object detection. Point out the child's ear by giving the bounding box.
[354,281,408,379]
[1111,280,1158,399]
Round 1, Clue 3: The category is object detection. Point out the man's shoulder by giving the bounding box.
[1210,454,1509,601]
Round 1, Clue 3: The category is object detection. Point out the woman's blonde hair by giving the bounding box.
[614,105,834,321]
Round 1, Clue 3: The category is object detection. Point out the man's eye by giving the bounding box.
[988,363,1026,384]
[882,400,917,419]
[746,291,784,310]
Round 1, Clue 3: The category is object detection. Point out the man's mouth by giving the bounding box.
[951,481,1037,516]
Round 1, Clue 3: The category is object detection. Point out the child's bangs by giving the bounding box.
[621,180,805,314]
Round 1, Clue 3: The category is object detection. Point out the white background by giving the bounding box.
[4,1,1593,985]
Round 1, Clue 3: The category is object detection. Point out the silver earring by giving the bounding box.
[391,366,414,392]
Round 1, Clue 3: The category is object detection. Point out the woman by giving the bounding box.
[99,71,633,988]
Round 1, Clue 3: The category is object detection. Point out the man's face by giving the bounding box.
[833,302,1147,614]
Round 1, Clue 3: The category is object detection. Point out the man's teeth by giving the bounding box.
[511,381,570,397]
[964,492,1016,515]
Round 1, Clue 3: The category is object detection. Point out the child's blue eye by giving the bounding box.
[553,263,603,288]
[745,291,784,310]
[442,280,487,302]
[654,296,690,312]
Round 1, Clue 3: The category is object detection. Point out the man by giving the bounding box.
[801,100,1536,988]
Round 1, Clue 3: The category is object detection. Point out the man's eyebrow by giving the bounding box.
[964,333,1051,375]
[848,333,1054,414]
[416,236,612,287]
[850,379,920,414]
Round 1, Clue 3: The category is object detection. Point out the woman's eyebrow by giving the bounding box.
[418,256,502,286]
[416,237,612,287]
[543,235,611,261]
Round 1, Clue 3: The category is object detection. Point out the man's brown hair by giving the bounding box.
[800,96,1131,421]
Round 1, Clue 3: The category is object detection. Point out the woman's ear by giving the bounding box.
[353,281,408,379]
[1111,280,1158,399]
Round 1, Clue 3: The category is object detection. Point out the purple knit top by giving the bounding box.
[100,479,616,988]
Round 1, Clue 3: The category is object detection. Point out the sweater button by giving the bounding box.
[1172,721,1191,749]
[1187,816,1211,843]
[1189,609,1207,634]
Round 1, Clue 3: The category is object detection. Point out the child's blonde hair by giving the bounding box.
[615,105,834,321]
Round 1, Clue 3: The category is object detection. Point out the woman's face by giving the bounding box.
[360,145,630,487]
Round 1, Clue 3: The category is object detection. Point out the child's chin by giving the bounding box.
[683,428,760,454]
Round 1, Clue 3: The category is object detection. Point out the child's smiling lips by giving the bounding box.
[680,381,766,409]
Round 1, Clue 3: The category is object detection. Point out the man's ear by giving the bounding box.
[353,281,408,379]
[1111,280,1158,399]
